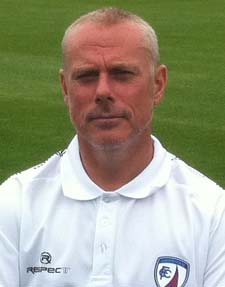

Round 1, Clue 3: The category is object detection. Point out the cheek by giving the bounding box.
[67,89,93,125]
[128,87,153,116]
[135,103,153,125]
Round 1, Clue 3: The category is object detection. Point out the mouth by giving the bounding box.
[87,112,129,122]
[89,116,125,129]
[91,115,123,121]
[86,110,131,122]
[86,112,129,130]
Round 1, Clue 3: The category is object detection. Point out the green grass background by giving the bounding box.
[0,0,224,187]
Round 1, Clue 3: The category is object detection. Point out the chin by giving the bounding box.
[78,127,148,151]
[90,137,128,151]
[88,131,144,151]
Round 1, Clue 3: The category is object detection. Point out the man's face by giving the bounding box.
[60,22,167,149]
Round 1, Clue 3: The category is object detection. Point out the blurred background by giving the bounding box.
[0,0,224,187]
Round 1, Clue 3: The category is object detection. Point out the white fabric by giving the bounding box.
[0,135,225,287]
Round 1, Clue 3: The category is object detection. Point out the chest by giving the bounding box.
[19,194,207,287]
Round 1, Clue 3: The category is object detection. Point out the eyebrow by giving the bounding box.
[71,63,140,77]
[109,64,140,74]
[107,61,140,69]
[71,67,99,78]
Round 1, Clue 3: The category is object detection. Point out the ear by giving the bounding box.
[153,64,168,105]
[59,68,69,106]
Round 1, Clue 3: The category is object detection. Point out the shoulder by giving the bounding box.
[0,149,66,200]
[0,149,66,234]
[152,136,224,199]
[170,155,223,192]
[168,154,225,214]
[0,136,79,208]
[16,149,66,184]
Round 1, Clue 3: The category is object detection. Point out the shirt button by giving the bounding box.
[100,242,107,253]
[102,193,119,203]
[102,196,111,203]
[101,217,109,226]
[104,264,111,275]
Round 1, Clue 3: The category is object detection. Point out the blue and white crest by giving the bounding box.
[154,256,190,287]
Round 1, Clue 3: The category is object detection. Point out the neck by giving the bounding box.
[78,134,154,191]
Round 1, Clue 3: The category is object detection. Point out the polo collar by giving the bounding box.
[60,135,173,201]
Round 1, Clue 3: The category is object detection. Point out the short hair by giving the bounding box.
[61,7,159,70]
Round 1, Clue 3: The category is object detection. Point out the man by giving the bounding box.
[0,7,224,287]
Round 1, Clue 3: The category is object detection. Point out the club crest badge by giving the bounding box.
[154,256,190,287]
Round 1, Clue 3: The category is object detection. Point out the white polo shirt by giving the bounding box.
[0,135,225,287]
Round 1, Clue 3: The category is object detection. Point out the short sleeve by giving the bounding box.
[204,190,225,286]
[0,177,21,286]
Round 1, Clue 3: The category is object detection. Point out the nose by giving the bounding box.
[95,73,114,104]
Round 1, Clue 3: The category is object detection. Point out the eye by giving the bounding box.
[110,68,135,81]
[73,70,99,83]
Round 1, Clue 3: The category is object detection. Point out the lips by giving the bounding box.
[87,110,131,122]
[90,114,124,120]
[88,114,126,130]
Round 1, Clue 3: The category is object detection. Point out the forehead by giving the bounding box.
[64,22,148,64]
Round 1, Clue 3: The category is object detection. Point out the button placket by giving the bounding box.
[90,193,119,283]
